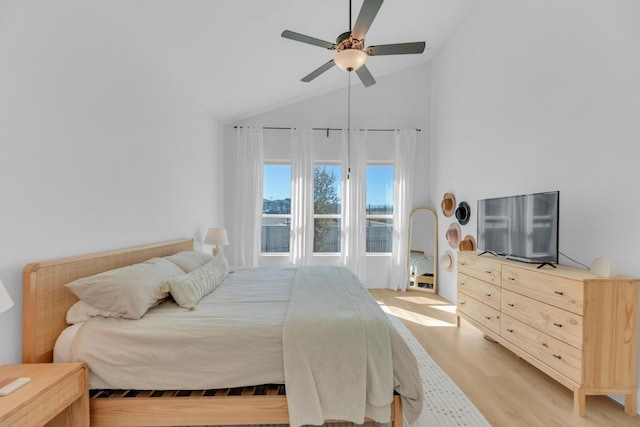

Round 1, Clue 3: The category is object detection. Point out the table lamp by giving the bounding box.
[0,279,13,314]
[0,279,29,396]
[204,227,229,256]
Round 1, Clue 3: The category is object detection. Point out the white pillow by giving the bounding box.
[164,251,213,273]
[66,300,121,324]
[65,257,184,319]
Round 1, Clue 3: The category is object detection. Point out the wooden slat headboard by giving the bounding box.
[22,238,194,364]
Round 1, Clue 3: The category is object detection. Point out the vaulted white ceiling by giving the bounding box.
[5,0,477,122]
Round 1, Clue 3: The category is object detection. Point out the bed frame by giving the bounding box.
[408,250,435,293]
[22,238,403,427]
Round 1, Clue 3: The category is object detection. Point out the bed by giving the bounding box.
[409,250,435,291]
[22,238,421,427]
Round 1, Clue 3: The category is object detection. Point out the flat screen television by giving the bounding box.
[477,191,559,265]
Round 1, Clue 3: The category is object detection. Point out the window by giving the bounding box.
[313,164,342,253]
[366,165,394,253]
[262,164,291,253]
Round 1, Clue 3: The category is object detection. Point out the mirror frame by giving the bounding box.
[407,207,438,293]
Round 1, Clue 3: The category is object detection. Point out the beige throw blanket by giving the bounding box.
[283,266,394,427]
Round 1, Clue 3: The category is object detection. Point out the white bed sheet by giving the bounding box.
[54,322,82,363]
[59,267,295,390]
[410,253,434,276]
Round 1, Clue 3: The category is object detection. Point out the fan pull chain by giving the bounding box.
[347,71,351,180]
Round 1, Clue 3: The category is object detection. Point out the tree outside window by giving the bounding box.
[313,165,341,253]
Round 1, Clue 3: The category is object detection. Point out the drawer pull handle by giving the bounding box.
[460,262,467,266]
[459,301,466,305]
[542,343,549,348]
[553,323,563,328]
[484,316,491,320]
[553,354,562,360]
[506,328,514,333]
[508,277,515,281]
[485,293,492,297]
[554,291,564,296]
[485,270,492,274]
[507,303,515,307]
[460,282,465,286]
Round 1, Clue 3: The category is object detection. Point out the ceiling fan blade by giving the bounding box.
[355,64,376,87]
[351,0,383,40]
[301,60,336,82]
[367,42,426,56]
[281,30,335,50]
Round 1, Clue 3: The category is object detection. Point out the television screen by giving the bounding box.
[477,191,559,264]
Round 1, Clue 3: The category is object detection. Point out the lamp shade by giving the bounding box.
[0,280,14,314]
[334,49,368,71]
[205,228,229,246]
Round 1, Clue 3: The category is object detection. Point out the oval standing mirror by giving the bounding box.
[407,207,438,292]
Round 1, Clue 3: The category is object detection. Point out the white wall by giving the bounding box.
[0,2,222,364]
[223,64,432,287]
[431,0,640,409]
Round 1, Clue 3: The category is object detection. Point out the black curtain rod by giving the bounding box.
[233,126,421,132]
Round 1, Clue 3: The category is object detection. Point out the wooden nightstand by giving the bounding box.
[0,363,89,426]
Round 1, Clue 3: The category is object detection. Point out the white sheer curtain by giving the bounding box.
[341,129,368,283]
[289,128,314,266]
[390,130,417,290]
[233,127,263,267]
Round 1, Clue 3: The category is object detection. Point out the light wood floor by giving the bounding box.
[370,289,640,427]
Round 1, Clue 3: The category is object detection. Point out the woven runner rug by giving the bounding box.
[381,307,491,427]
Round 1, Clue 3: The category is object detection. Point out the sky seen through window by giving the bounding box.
[263,164,393,206]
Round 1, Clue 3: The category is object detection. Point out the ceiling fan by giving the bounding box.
[281,0,426,87]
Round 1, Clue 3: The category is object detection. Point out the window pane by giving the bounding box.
[366,165,393,253]
[366,165,393,214]
[313,164,342,254]
[314,218,341,253]
[261,218,291,253]
[366,218,393,252]
[263,164,291,214]
[314,165,341,215]
[263,164,291,253]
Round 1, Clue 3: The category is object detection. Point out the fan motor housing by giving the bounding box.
[336,31,364,51]
[336,31,351,44]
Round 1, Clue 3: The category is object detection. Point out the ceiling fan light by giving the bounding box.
[334,49,367,71]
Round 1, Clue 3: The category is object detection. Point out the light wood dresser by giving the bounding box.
[456,251,638,416]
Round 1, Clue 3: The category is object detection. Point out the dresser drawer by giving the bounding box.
[501,289,583,349]
[457,291,501,334]
[458,253,501,285]
[458,273,501,310]
[502,266,584,315]
[502,314,582,383]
